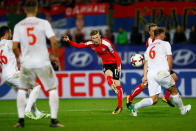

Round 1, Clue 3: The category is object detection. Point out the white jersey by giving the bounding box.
[145,39,172,73]
[13,17,55,68]
[0,39,18,82]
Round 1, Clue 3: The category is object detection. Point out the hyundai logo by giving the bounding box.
[173,49,195,66]
[68,51,93,67]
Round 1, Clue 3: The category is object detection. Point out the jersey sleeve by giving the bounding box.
[69,41,90,48]
[165,42,172,55]
[13,25,20,42]
[44,20,55,39]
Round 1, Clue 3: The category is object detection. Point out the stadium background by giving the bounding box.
[0,0,196,100]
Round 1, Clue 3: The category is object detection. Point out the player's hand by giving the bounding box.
[142,76,147,84]
[63,35,70,42]
[50,56,60,67]
[117,66,121,72]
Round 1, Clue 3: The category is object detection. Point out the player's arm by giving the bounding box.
[64,35,88,48]
[49,36,60,66]
[44,21,60,66]
[165,42,173,73]
[112,51,121,72]
[143,60,148,83]
[12,25,20,59]
[167,55,172,73]
[13,42,20,59]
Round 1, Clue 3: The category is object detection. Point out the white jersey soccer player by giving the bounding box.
[128,27,191,116]
[0,26,43,128]
[12,0,63,128]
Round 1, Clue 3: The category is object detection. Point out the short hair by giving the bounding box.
[90,30,99,36]
[154,27,165,37]
[0,26,10,38]
[148,23,157,31]
[25,0,38,13]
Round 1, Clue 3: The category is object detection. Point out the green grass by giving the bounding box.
[0,98,195,131]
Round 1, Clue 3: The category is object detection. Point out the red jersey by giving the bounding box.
[69,38,121,67]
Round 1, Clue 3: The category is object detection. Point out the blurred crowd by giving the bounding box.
[0,0,196,46]
[59,24,196,46]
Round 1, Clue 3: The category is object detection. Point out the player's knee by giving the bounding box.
[141,83,148,89]
[152,96,159,104]
[168,86,178,95]
[171,73,178,83]
[105,70,113,76]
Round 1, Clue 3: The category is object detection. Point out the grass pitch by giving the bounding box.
[0,98,195,131]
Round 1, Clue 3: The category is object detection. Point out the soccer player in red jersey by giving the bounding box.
[64,30,123,114]
[126,23,178,108]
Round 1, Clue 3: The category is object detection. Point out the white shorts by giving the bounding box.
[5,71,22,90]
[147,70,175,96]
[20,64,58,91]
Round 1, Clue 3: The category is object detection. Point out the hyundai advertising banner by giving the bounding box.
[65,44,196,71]
[0,69,196,100]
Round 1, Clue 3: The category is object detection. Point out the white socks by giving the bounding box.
[49,89,59,119]
[134,98,153,109]
[17,89,27,118]
[25,85,41,112]
[172,94,184,110]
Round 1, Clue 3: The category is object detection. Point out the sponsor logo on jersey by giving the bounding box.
[173,49,195,66]
[68,51,93,67]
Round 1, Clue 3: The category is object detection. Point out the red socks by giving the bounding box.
[164,90,171,100]
[106,76,122,108]
[116,85,122,108]
[129,84,143,102]
[106,76,114,87]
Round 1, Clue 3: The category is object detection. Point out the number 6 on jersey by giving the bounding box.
[149,46,156,59]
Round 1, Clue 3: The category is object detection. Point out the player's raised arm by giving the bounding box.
[63,35,88,48]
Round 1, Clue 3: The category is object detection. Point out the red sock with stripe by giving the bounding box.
[164,90,171,100]
[116,85,123,108]
[106,76,115,87]
[129,84,143,102]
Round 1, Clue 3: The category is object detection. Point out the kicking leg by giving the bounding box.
[167,85,191,115]
[127,83,147,108]
[112,80,123,114]
[25,84,41,119]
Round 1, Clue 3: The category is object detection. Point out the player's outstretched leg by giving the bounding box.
[126,83,146,108]
[128,97,154,117]
[112,85,123,114]
[162,90,175,107]
[49,89,64,127]
[14,89,27,128]
[25,84,41,120]
[172,93,191,115]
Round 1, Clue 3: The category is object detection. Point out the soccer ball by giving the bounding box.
[130,54,144,67]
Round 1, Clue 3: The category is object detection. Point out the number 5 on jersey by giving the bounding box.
[149,46,156,59]
[27,27,36,45]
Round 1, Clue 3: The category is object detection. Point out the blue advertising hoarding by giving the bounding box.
[65,44,196,70]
